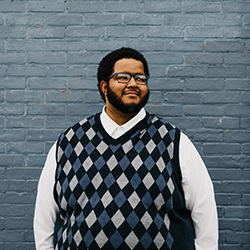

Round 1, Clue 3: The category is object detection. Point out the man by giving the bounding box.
[34,47,218,250]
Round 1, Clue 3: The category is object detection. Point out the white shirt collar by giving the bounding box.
[100,106,146,139]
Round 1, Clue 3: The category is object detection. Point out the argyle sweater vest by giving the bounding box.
[54,113,195,250]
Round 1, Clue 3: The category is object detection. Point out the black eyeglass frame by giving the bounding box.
[108,72,149,85]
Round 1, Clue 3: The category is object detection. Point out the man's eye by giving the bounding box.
[118,75,129,80]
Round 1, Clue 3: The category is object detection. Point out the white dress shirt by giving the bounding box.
[34,107,218,250]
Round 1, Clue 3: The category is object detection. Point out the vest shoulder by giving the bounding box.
[147,113,179,132]
[57,114,99,143]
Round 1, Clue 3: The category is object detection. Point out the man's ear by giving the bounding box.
[100,80,108,97]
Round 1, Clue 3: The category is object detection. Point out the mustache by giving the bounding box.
[122,88,140,96]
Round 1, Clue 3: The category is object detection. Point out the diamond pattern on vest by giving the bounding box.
[55,114,178,250]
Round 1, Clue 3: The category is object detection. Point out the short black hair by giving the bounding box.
[97,47,149,101]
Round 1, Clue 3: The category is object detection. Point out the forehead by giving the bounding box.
[113,58,145,74]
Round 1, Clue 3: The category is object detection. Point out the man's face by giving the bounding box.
[105,58,149,114]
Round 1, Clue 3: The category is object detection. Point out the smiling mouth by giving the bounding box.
[123,89,140,96]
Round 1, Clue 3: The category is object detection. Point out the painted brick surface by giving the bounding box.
[0,0,249,249]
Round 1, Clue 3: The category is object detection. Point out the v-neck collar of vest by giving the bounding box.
[94,112,152,145]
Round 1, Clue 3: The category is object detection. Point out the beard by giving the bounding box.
[107,85,149,114]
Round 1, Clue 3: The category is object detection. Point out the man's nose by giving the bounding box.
[127,76,138,86]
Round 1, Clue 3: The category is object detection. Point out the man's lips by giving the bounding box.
[123,89,140,96]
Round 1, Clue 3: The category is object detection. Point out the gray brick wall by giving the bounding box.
[0,0,249,249]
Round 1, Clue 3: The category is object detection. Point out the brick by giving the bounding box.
[27,129,60,142]
[209,169,242,180]
[203,14,241,26]
[166,41,204,52]
[0,130,26,142]
[203,143,241,155]
[222,2,250,13]
[5,217,33,229]
[183,2,221,13]
[147,26,184,38]
[147,52,183,65]
[84,91,104,103]
[46,40,83,51]
[242,14,250,26]
[207,67,246,78]
[224,54,250,65]
[0,26,26,38]
[82,40,125,52]
[0,2,26,12]
[239,96,250,112]
[0,53,26,64]
[27,52,65,64]
[0,40,4,52]
[48,66,87,77]
[107,26,145,38]
[185,79,224,91]
[183,104,224,116]
[27,104,65,116]
[219,218,243,231]
[67,2,104,13]
[6,90,44,103]
[225,104,250,116]
[164,14,202,26]
[225,80,250,90]
[149,78,185,91]
[201,92,240,104]
[185,53,223,65]
[6,168,42,180]
[86,14,122,26]
[216,194,241,205]
[123,14,161,26]
[186,27,224,38]
[205,41,244,52]
[1,77,26,89]
[8,66,47,77]
[46,90,84,103]
[144,2,182,13]
[45,117,81,129]
[8,180,26,192]
[187,130,223,142]
[27,27,65,38]
[4,192,36,204]
[67,104,103,116]
[224,130,250,143]
[46,14,83,26]
[202,117,240,129]
[67,78,97,90]
[6,142,44,154]
[0,15,4,25]
[6,14,45,26]
[225,27,250,39]
[28,1,65,13]
[146,104,183,117]
[0,155,25,167]
[168,66,206,77]
[0,104,24,115]
[28,77,66,89]
[244,219,250,231]
[6,39,45,52]
[105,2,142,13]
[67,52,104,64]
[66,26,104,38]
[6,117,44,129]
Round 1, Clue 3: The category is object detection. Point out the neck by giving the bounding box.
[105,103,138,126]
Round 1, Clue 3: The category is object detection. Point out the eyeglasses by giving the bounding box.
[109,72,149,85]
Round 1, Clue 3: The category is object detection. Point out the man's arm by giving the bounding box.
[34,142,59,250]
[179,133,218,250]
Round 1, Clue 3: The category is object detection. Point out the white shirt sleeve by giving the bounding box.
[33,142,59,250]
[179,132,218,250]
